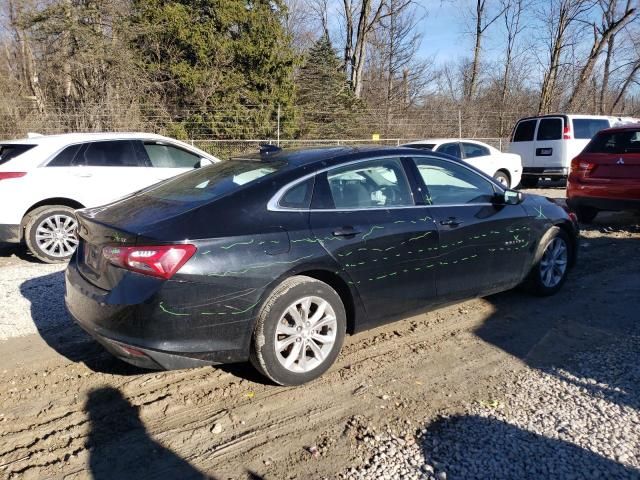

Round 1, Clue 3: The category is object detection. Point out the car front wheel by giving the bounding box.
[524,227,571,296]
[493,170,510,188]
[24,205,79,263]
[251,276,346,386]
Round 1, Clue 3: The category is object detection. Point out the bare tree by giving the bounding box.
[566,0,636,110]
[537,0,594,114]
[464,0,508,101]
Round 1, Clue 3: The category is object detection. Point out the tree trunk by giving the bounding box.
[599,34,615,114]
[466,0,484,101]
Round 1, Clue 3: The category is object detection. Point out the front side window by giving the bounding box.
[143,142,201,168]
[536,118,562,141]
[462,142,489,158]
[512,119,536,142]
[413,157,496,205]
[572,119,610,139]
[320,158,414,209]
[81,141,141,167]
[436,142,462,158]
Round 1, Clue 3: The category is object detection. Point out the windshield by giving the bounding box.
[142,160,285,204]
[0,144,36,165]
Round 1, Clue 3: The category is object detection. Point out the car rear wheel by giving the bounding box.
[493,170,510,188]
[520,176,539,188]
[250,276,346,386]
[575,206,598,224]
[524,227,571,296]
[24,205,79,263]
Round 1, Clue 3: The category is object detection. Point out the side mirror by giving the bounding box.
[197,157,214,168]
[503,189,523,205]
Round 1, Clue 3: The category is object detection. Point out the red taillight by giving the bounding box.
[102,244,196,279]
[563,125,572,140]
[0,172,27,180]
[570,157,595,174]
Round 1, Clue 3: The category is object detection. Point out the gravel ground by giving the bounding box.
[0,260,65,340]
[342,305,640,480]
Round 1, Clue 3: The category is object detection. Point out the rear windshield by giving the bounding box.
[0,144,36,165]
[584,130,640,154]
[404,144,435,150]
[572,119,610,139]
[142,160,286,203]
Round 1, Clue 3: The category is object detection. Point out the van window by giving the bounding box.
[512,120,536,142]
[572,119,610,139]
[536,118,562,141]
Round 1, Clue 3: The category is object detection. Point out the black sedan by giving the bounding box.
[65,146,579,385]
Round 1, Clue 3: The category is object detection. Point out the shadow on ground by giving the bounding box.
[85,387,264,479]
[421,415,639,479]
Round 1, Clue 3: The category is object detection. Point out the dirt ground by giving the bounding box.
[0,185,639,480]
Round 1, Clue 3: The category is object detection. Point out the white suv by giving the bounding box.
[0,133,219,262]
[508,114,638,187]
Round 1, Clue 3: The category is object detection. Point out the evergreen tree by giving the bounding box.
[131,0,297,139]
[296,35,363,138]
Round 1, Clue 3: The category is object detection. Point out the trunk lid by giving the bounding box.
[579,152,640,181]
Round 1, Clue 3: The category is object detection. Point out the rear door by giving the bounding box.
[509,118,537,168]
[409,155,531,300]
[308,156,439,326]
[534,117,565,169]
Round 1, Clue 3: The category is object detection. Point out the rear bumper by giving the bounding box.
[523,167,568,178]
[567,180,640,212]
[0,224,20,243]
[64,258,252,370]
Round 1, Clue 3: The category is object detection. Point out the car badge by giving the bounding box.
[617,158,625,165]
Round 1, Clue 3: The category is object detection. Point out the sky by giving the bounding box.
[419,1,472,62]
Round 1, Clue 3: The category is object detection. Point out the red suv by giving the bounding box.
[567,125,640,223]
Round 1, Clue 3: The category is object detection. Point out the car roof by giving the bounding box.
[404,138,492,145]
[233,145,466,171]
[0,132,178,146]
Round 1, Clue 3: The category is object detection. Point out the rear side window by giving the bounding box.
[81,141,141,167]
[143,142,201,168]
[572,119,610,139]
[47,144,83,167]
[279,178,314,209]
[436,142,462,158]
[462,142,489,158]
[512,120,536,142]
[0,144,36,165]
[536,118,562,140]
[585,130,640,154]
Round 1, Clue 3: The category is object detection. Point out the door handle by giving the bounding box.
[74,172,92,178]
[333,226,361,237]
[440,217,463,227]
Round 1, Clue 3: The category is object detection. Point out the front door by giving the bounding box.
[309,157,439,326]
[409,156,531,301]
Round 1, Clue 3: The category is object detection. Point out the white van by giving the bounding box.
[508,114,636,187]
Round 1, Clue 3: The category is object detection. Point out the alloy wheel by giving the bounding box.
[539,237,568,288]
[274,296,338,373]
[35,214,79,258]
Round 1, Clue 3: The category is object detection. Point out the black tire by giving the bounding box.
[24,205,79,263]
[493,170,511,188]
[575,206,598,224]
[523,227,572,296]
[250,275,346,386]
[520,176,539,188]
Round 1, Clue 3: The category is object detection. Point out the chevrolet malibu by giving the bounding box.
[65,147,579,385]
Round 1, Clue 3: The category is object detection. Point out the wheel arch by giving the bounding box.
[554,220,578,267]
[20,198,85,240]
